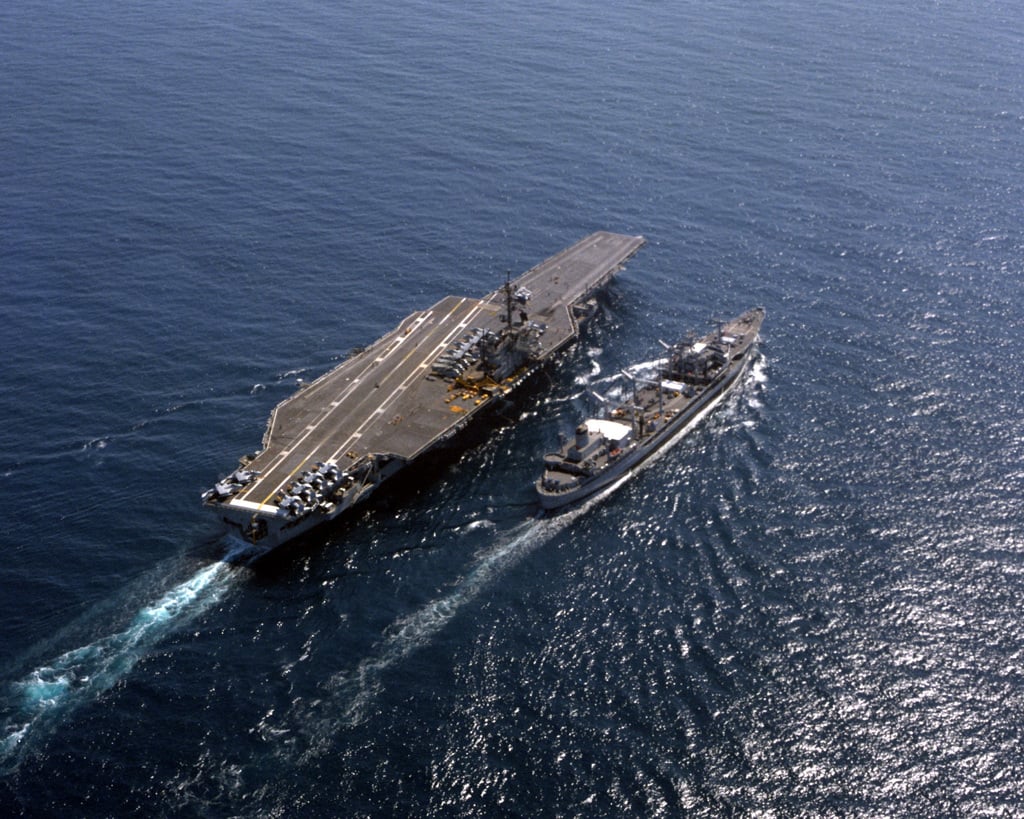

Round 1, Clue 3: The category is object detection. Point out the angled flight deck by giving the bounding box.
[204,231,645,553]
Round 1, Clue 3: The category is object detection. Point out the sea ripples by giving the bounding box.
[4,0,1024,813]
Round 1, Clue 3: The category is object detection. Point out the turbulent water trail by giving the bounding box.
[0,561,239,771]
[328,518,562,727]
[291,497,618,760]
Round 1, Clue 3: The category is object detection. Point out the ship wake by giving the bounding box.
[0,560,240,772]
[289,493,620,761]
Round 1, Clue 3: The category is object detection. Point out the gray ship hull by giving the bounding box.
[537,308,764,511]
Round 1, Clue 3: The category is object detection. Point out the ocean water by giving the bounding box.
[2,0,1023,814]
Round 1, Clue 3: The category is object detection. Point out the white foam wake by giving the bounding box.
[1,562,237,770]
[324,519,547,729]
[294,497,619,757]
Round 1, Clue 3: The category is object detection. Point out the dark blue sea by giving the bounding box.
[2,0,1023,815]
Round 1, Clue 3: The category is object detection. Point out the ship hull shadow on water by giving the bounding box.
[536,307,764,511]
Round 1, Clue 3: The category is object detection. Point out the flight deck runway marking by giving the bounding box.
[323,297,488,466]
[241,291,482,508]
[320,303,481,467]
[241,289,495,511]
[234,310,438,507]
[240,299,478,510]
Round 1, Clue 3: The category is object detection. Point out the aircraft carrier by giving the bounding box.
[203,231,645,555]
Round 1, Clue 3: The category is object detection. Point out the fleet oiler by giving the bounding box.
[536,307,764,510]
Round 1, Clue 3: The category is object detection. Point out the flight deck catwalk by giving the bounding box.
[203,231,645,555]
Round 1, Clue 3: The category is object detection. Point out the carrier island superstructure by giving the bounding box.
[203,231,645,554]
